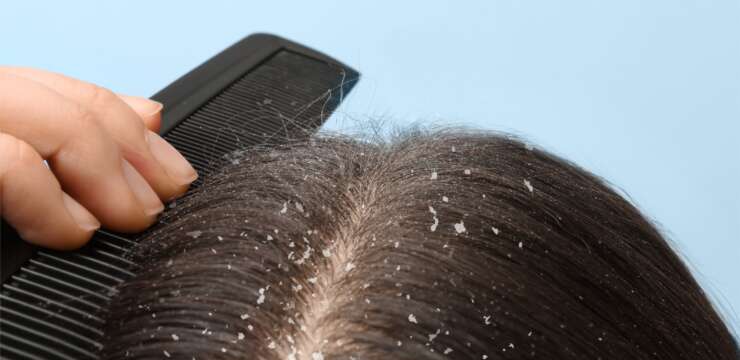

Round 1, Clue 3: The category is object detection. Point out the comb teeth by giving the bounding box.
[166,50,354,182]
[1,44,358,359]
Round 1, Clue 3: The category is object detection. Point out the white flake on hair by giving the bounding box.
[247,325,254,331]
[464,169,471,175]
[267,235,274,241]
[482,355,488,359]
[523,179,534,193]
[408,314,418,323]
[217,236,224,241]
[238,332,245,340]
[451,146,456,152]
[308,277,318,284]
[345,262,356,272]
[186,230,202,238]
[295,202,304,213]
[429,206,439,232]
[171,334,179,341]
[240,313,250,320]
[257,288,266,305]
[210,248,217,255]
[268,341,277,349]
[491,226,500,235]
[280,202,288,214]
[311,352,324,360]
[322,248,332,257]
[397,341,403,346]
[444,348,453,354]
[394,241,400,248]
[430,171,438,180]
[518,241,523,249]
[163,350,171,358]
[442,196,449,202]
[221,347,227,353]
[454,221,466,233]
[483,315,492,325]
[428,329,441,342]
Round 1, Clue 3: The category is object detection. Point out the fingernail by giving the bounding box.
[127,96,163,118]
[122,159,165,216]
[146,130,198,185]
[61,193,101,231]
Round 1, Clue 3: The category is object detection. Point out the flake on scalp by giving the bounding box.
[442,196,449,202]
[280,202,288,214]
[240,313,250,320]
[464,169,471,175]
[312,351,324,360]
[186,230,202,238]
[171,334,179,341]
[257,288,266,305]
[308,277,318,284]
[345,262,356,272]
[322,248,332,257]
[483,315,492,325]
[428,328,441,342]
[454,221,466,233]
[295,202,304,213]
[430,171,438,180]
[268,341,277,349]
[429,206,439,232]
[217,236,224,241]
[237,332,245,340]
[408,314,418,324]
[523,179,534,193]
[163,350,171,358]
[444,348,454,354]
[491,226,500,235]
[518,241,523,249]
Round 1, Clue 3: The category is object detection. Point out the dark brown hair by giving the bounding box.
[100,130,738,359]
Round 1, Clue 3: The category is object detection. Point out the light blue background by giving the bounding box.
[2,1,737,331]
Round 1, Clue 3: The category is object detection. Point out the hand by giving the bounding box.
[0,67,198,250]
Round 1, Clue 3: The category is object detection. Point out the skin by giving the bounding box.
[0,67,198,250]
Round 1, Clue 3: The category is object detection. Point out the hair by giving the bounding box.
[99,130,738,359]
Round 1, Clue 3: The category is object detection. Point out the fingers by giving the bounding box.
[0,72,162,234]
[0,66,196,201]
[0,132,99,250]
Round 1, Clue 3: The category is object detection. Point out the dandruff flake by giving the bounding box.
[454,221,466,233]
[408,314,418,324]
[256,288,266,305]
[430,171,438,180]
[523,179,534,193]
[186,230,202,238]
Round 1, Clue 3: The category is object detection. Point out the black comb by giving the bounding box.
[0,33,359,360]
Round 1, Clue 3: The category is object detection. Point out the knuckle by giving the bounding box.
[68,104,101,133]
[80,82,117,108]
